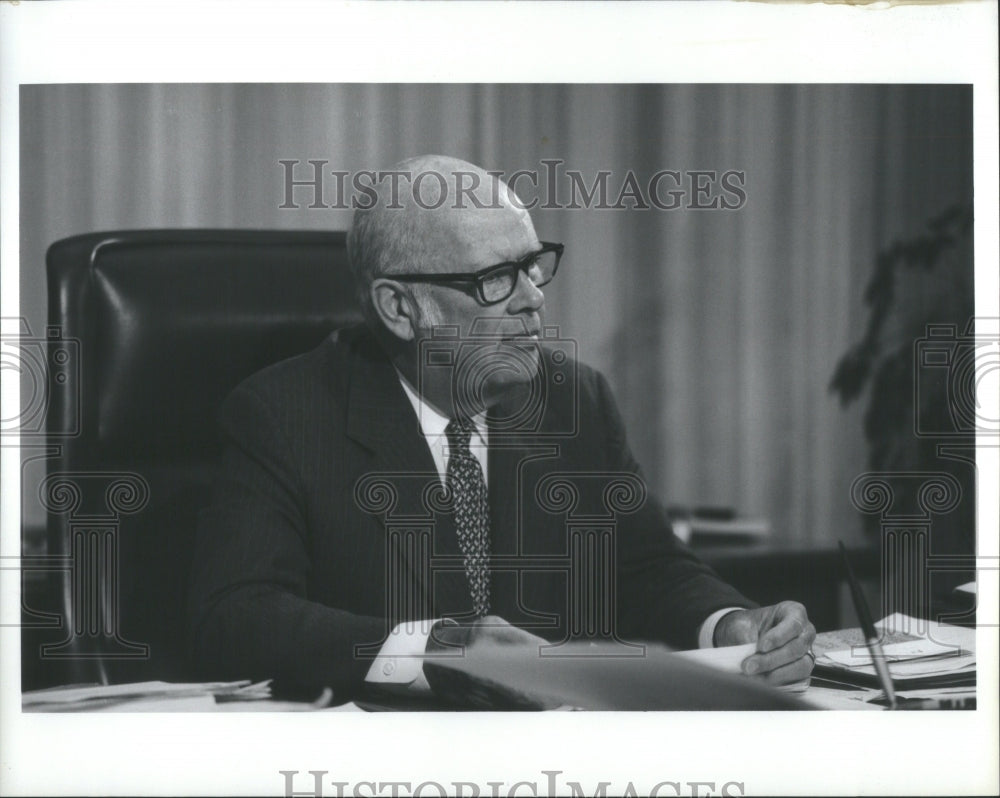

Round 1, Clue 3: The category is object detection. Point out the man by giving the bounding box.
[189,154,816,704]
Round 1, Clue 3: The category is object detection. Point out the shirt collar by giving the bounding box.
[395,371,488,444]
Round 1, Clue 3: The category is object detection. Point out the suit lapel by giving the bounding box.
[487,434,520,558]
[487,371,572,629]
[344,332,431,474]
[487,382,563,561]
[487,407,561,627]
[343,331,472,619]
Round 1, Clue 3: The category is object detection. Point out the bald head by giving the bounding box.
[346,155,536,328]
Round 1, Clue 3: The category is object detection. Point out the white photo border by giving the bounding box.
[1,2,997,796]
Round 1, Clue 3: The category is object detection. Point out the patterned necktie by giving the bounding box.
[445,418,492,617]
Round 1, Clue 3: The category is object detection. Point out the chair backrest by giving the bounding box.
[43,229,361,684]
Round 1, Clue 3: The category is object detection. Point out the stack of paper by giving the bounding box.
[812,614,976,691]
[672,643,810,692]
[23,679,272,712]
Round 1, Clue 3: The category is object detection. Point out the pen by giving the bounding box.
[838,541,897,710]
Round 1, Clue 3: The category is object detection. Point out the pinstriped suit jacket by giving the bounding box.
[188,324,753,695]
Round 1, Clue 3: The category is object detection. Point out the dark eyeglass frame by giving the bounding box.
[379,241,564,306]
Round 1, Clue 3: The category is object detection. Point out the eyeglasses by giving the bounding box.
[379,242,564,305]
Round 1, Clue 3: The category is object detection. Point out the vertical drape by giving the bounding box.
[19,84,973,542]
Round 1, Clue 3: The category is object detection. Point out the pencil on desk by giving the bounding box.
[838,541,897,710]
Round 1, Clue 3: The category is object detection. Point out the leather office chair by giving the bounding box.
[41,229,361,685]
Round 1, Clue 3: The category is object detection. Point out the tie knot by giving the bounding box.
[445,418,475,452]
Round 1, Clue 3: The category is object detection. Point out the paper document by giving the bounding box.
[23,679,272,711]
[97,695,219,712]
[672,643,810,692]
[801,686,883,711]
[894,686,977,700]
[823,639,966,667]
[812,614,976,690]
[672,643,755,673]
[875,612,976,653]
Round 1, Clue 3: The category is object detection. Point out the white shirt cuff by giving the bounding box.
[364,619,440,691]
[698,607,744,649]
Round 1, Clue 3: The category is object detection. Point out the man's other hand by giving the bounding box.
[713,601,816,686]
[428,614,548,653]
[423,615,554,709]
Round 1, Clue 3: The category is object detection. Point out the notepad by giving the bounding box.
[822,638,966,668]
[812,614,976,691]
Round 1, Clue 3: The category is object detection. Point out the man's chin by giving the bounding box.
[450,341,541,412]
[480,360,540,407]
[498,339,542,377]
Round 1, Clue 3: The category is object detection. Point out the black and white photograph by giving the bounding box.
[1,2,997,796]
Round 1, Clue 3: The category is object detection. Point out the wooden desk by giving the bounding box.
[20,539,881,689]
[25,676,967,712]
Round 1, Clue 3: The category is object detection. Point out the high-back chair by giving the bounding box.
[40,229,360,685]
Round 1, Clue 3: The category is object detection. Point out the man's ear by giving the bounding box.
[371,278,419,341]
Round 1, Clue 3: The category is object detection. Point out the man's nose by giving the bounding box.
[507,269,545,314]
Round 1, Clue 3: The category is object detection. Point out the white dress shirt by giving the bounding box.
[396,375,489,485]
[365,374,738,688]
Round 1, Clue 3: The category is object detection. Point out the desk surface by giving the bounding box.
[23,683,975,712]
[24,640,976,713]
[19,538,882,692]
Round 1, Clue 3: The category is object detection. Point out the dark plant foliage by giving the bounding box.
[830,203,974,415]
[829,202,975,610]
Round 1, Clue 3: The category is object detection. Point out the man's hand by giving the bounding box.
[423,615,555,709]
[428,614,548,653]
[713,601,816,686]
